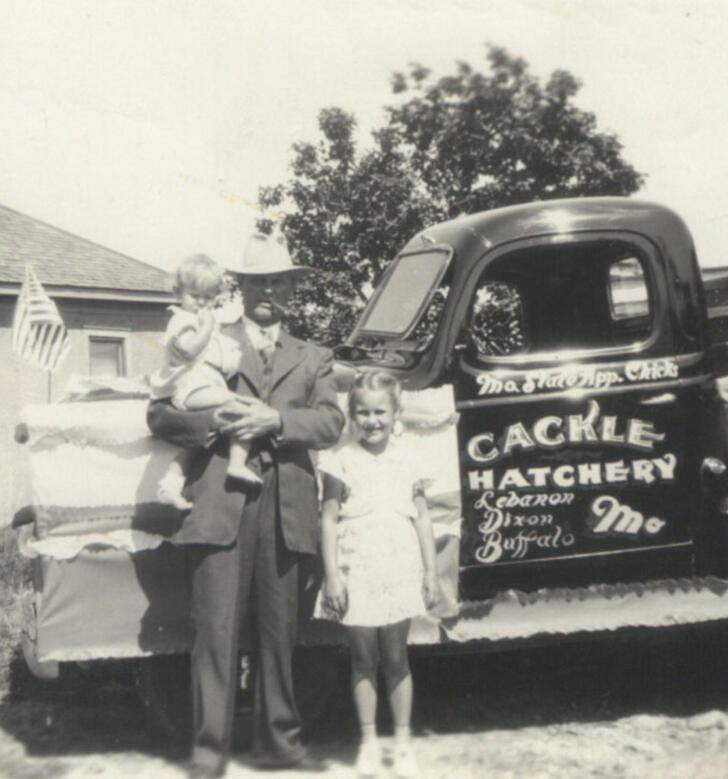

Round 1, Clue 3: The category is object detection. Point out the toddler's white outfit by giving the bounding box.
[149,306,242,407]
[314,436,427,627]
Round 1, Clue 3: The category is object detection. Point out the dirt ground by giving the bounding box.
[1,625,728,778]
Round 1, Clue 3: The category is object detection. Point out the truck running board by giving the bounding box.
[407,577,728,644]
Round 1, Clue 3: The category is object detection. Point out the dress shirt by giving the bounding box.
[243,317,281,352]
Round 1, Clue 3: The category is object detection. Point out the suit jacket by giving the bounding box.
[147,320,345,553]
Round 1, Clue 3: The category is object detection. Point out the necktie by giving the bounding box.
[258,328,276,365]
[258,328,275,396]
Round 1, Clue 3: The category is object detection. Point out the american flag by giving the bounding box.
[12,264,71,371]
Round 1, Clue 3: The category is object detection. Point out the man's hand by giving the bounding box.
[213,396,282,442]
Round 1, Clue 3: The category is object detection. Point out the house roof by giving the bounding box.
[0,204,174,302]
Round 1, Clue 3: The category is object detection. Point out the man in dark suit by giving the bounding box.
[147,233,344,777]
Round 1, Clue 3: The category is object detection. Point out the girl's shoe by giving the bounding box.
[393,742,418,778]
[355,739,381,777]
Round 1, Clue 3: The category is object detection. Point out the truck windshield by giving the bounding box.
[357,249,451,337]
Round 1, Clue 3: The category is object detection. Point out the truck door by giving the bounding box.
[452,236,705,599]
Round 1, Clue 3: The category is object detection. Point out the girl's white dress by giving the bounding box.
[314,437,427,627]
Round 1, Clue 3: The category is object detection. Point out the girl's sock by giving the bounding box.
[360,722,377,743]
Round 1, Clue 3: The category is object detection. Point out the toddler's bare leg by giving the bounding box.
[226,437,261,484]
[185,390,262,485]
[157,451,193,511]
[184,386,234,410]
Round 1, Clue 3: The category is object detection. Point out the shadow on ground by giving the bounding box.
[0,652,154,757]
[2,623,728,763]
[405,623,728,737]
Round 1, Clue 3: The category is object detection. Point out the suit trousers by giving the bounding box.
[188,463,305,771]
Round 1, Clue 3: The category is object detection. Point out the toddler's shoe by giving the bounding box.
[157,474,193,511]
[393,742,418,778]
[355,738,381,777]
[226,464,263,485]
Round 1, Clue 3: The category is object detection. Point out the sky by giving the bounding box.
[1,0,727,272]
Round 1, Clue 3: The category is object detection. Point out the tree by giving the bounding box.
[257,46,644,345]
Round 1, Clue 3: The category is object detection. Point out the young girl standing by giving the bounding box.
[315,370,438,778]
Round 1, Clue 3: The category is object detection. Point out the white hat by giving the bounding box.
[233,231,312,276]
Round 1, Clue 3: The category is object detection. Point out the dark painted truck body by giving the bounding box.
[12,197,728,683]
[338,197,728,604]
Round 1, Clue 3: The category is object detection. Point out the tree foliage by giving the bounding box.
[257,46,644,345]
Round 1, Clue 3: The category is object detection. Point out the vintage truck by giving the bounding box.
[10,196,728,729]
[337,196,728,599]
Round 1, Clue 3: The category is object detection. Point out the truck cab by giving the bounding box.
[339,197,728,601]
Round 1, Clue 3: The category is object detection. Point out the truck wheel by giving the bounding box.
[21,633,59,680]
[694,498,728,577]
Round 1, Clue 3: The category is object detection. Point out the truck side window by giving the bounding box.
[469,281,527,357]
[608,257,649,320]
[464,242,652,361]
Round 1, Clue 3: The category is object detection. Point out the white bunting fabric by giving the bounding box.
[13,387,461,551]
[12,264,71,372]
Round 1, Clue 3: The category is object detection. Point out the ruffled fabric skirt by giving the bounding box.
[314,511,426,627]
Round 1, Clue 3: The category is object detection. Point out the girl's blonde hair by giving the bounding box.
[347,370,401,417]
[173,254,225,296]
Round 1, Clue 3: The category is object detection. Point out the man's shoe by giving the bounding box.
[253,752,329,772]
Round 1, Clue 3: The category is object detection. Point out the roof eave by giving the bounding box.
[0,282,174,304]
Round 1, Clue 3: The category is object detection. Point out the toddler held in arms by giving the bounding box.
[150,254,260,509]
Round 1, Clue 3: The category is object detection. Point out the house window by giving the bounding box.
[89,336,127,377]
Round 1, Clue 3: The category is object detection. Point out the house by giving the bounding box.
[0,204,175,521]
